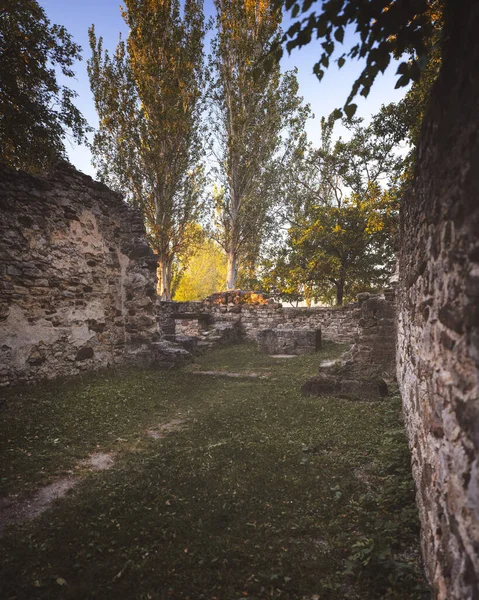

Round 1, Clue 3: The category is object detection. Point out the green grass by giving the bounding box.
[0,342,430,599]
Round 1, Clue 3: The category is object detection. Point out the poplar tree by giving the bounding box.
[209,0,308,290]
[88,0,206,300]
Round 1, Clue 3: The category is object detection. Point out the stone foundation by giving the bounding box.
[300,291,396,401]
[302,374,388,401]
[340,291,397,380]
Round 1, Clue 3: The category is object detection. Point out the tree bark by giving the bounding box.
[335,279,344,306]
[157,254,172,300]
[226,247,238,290]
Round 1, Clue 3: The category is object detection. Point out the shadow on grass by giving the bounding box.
[0,342,429,599]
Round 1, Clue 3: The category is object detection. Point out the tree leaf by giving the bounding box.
[344,103,357,119]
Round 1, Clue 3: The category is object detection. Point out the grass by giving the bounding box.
[0,342,430,599]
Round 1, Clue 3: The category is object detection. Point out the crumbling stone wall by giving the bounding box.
[341,290,397,380]
[0,163,159,386]
[157,300,358,344]
[209,304,358,343]
[257,327,321,356]
[301,290,396,401]
[397,2,479,597]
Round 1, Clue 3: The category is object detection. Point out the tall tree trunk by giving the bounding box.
[157,254,172,300]
[226,247,238,290]
[305,283,312,307]
[335,279,344,306]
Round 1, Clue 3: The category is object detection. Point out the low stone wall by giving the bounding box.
[0,163,161,386]
[157,300,358,345]
[209,304,358,344]
[301,290,397,401]
[156,300,205,337]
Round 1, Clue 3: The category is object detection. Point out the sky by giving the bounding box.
[39,0,409,178]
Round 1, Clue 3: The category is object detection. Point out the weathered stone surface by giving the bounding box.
[397,3,479,597]
[141,340,192,370]
[340,292,397,380]
[0,163,182,385]
[300,291,395,400]
[203,290,270,305]
[155,301,243,352]
[171,334,198,354]
[257,327,321,355]
[158,300,359,345]
[301,374,388,401]
[173,313,210,337]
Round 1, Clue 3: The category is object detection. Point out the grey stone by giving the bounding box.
[257,327,321,355]
[301,374,388,400]
[0,162,188,386]
[396,6,479,596]
[75,346,94,361]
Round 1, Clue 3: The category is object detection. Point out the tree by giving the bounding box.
[174,237,227,301]
[208,0,309,290]
[259,252,321,305]
[263,110,403,305]
[277,0,444,118]
[0,0,89,172]
[88,0,206,300]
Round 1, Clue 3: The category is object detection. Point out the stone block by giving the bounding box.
[257,327,321,355]
[301,374,388,400]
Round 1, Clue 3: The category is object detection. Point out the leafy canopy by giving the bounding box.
[0,0,89,172]
[276,0,443,117]
[174,236,227,301]
[261,108,404,305]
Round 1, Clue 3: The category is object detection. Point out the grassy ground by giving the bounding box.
[0,342,430,599]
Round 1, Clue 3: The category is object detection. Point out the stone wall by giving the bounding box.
[0,163,160,386]
[210,304,358,343]
[397,2,479,597]
[341,290,397,380]
[157,300,358,345]
[301,290,396,401]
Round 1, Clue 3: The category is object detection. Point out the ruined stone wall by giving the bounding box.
[156,300,358,344]
[397,2,479,597]
[0,163,159,386]
[208,304,358,343]
[341,290,397,380]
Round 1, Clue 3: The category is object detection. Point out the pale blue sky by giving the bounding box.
[39,0,409,177]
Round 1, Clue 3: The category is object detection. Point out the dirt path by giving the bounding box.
[0,420,185,537]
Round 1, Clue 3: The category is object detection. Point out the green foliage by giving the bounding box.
[0,0,89,172]
[208,0,309,289]
[261,107,404,305]
[173,237,227,301]
[276,0,443,117]
[396,4,443,179]
[88,0,206,299]
[337,395,427,596]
